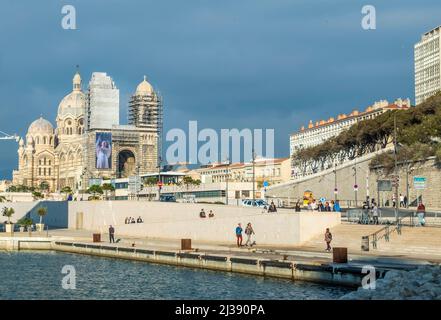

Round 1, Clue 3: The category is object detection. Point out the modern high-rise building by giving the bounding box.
[86,72,120,130]
[415,26,441,105]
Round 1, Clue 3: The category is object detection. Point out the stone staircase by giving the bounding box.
[300,223,441,260]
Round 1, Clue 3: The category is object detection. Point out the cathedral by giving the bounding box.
[12,71,161,192]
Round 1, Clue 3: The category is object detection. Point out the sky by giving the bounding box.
[0,0,440,178]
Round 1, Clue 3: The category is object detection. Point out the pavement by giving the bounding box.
[42,228,439,268]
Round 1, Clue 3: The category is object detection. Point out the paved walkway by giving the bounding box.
[43,228,439,266]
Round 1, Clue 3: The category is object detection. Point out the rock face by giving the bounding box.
[340,265,441,300]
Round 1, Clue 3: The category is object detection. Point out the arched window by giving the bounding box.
[43,136,47,144]
[36,136,40,144]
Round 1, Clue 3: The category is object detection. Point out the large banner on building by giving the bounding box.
[95,132,112,169]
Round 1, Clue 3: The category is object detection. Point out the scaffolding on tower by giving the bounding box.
[128,90,163,167]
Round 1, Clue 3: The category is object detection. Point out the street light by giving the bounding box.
[252,149,256,202]
[225,157,230,205]
[393,113,399,222]
[353,158,358,207]
[157,156,162,200]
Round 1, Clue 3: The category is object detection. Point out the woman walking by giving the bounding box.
[245,223,255,247]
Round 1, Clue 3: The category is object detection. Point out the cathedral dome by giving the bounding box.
[135,76,154,96]
[28,117,54,135]
[57,72,86,119]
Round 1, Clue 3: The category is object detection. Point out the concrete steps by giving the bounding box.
[301,224,441,259]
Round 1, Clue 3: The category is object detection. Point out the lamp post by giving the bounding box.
[225,157,230,205]
[252,149,256,202]
[333,163,338,202]
[393,113,399,222]
[353,158,358,207]
[157,156,162,200]
[136,163,140,201]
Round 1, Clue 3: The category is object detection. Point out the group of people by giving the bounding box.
[392,194,409,208]
[199,209,215,218]
[267,201,277,212]
[124,216,144,224]
[302,199,341,212]
[235,223,256,247]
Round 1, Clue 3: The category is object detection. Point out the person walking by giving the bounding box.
[372,204,379,225]
[109,225,115,243]
[235,223,243,247]
[399,194,405,208]
[324,228,332,252]
[245,223,255,247]
[416,202,426,227]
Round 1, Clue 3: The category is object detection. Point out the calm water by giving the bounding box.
[0,251,351,299]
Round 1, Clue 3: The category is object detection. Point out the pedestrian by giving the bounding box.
[109,225,115,243]
[399,194,405,207]
[235,223,243,247]
[324,228,332,252]
[403,195,408,208]
[416,202,426,227]
[245,223,255,246]
[333,200,341,212]
[199,209,206,218]
[330,200,335,212]
[392,194,397,208]
[295,201,301,212]
[372,204,379,225]
[208,210,215,218]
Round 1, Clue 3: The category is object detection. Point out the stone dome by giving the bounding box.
[28,117,54,135]
[57,72,86,119]
[57,91,86,119]
[135,76,154,96]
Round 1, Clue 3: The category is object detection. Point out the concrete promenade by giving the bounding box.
[2,227,437,288]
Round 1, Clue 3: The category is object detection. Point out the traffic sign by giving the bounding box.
[354,184,358,191]
[413,176,426,190]
[263,181,269,188]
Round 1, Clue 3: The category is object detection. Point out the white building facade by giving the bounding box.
[289,98,410,179]
[415,26,441,105]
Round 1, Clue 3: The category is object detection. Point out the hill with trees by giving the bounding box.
[292,92,441,174]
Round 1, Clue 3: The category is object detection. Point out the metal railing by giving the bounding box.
[365,212,414,250]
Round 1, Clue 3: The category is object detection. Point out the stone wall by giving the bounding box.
[266,152,441,209]
[68,201,341,246]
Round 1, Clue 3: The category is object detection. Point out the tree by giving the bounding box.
[2,207,15,224]
[0,195,7,203]
[144,177,158,186]
[61,186,72,194]
[39,181,50,192]
[32,191,44,200]
[36,206,47,226]
[87,184,103,200]
[102,183,115,200]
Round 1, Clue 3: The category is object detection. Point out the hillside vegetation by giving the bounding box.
[292,92,441,173]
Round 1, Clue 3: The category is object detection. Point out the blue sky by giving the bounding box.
[0,0,440,178]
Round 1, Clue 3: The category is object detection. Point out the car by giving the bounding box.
[241,199,268,209]
[159,195,176,202]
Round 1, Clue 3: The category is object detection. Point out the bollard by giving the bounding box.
[93,233,101,243]
[361,236,369,251]
[333,247,348,263]
[181,239,192,250]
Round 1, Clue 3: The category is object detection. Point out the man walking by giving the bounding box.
[372,204,379,225]
[245,223,255,247]
[235,223,243,247]
[399,194,405,208]
[324,228,332,252]
[109,225,115,243]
